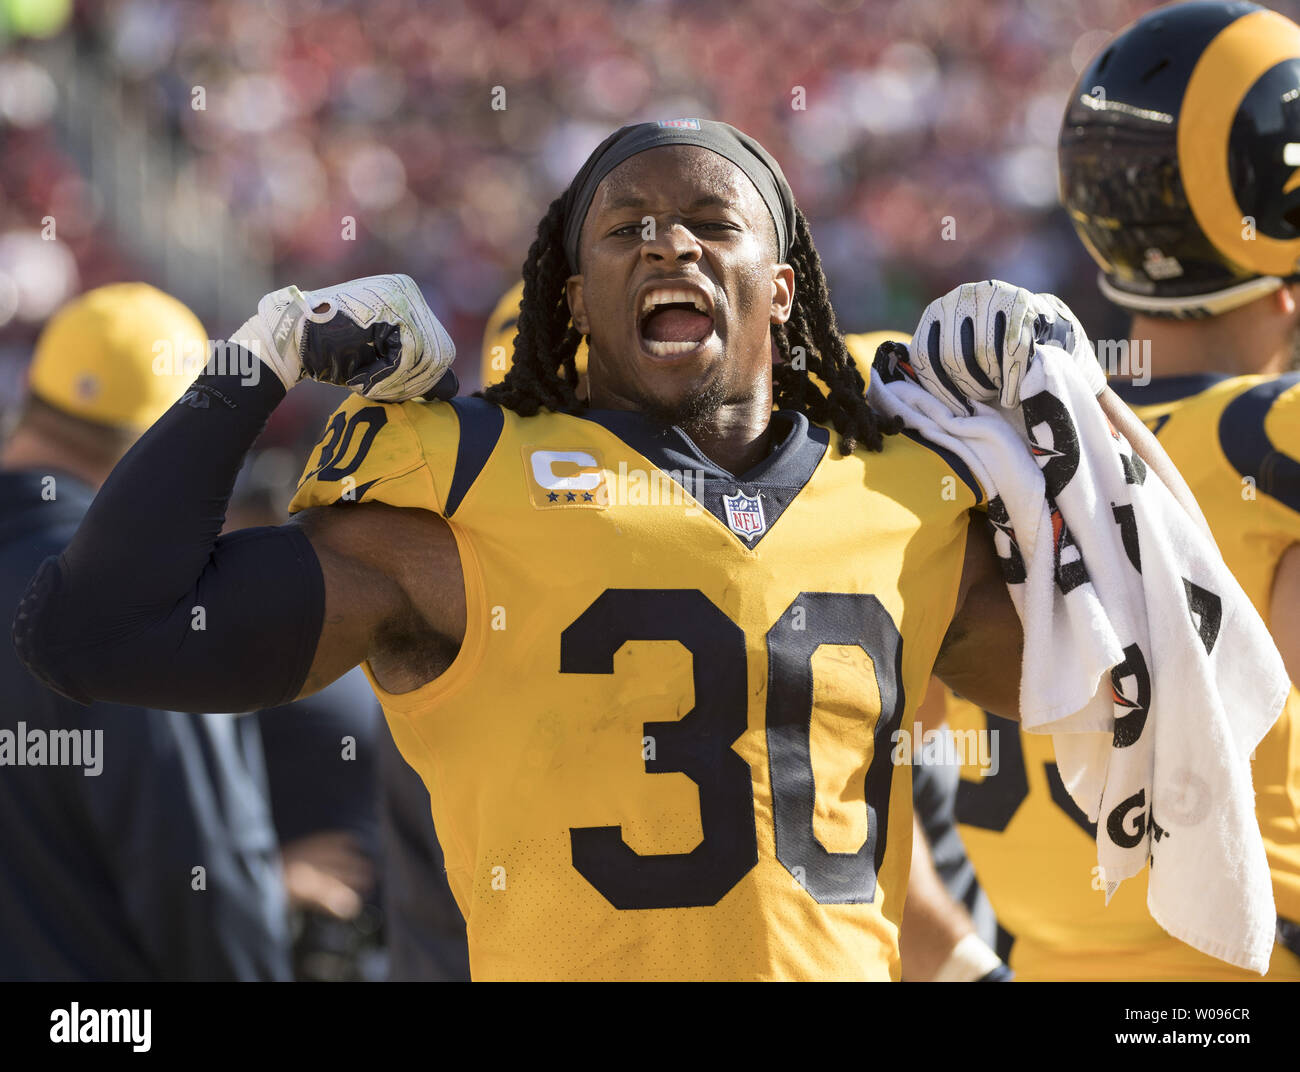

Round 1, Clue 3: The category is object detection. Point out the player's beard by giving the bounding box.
[639,372,731,434]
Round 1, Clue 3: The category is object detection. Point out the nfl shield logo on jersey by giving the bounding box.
[723,489,766,540]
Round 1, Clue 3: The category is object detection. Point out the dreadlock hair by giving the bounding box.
[481,196,902,454]
[769,208,902,454]
[480,195,585,418]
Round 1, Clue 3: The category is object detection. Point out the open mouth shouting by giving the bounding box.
[636,281,717,359]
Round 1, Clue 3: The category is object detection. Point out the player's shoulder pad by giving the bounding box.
[289,394,506,518]
[1217,372,1300,516]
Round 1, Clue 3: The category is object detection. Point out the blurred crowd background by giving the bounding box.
[3,0,1298,981]
[13,0,1300,439]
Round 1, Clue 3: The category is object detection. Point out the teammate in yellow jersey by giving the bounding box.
[17,118,1182,981]
[481,281,588,394]
[947,0,1300,981]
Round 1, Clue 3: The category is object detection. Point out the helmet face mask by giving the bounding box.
[1059,0,1300,318]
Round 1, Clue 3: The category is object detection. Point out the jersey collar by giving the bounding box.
[577,408,826,485]
[576,408,830,548]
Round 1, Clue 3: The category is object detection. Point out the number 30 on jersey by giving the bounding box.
[560,588,906,911]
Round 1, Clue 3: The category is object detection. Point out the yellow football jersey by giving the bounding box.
[289,393,981,980]
[951,371,1300,981]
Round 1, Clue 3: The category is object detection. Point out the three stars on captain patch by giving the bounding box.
[546,491,594,502]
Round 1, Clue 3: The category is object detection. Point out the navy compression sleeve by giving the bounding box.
[12,364,325,713]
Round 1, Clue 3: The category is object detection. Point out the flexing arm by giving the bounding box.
[14,374,460,712]
[292,502,464,699]
[13,276,461,712]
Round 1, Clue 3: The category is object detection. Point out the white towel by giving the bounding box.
[869,341,1289,974]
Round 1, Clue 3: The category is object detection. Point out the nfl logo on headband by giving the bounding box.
[657,118,702,130]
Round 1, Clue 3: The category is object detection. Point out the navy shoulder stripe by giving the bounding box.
[445,397,505,517]
[1218,373,1300,515]
[1110,373,1228,406]
[898,427,983,506]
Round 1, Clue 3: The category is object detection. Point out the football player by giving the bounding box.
[488,293,1006,980]
[947,0,1300,981]
[14,119,1173,980]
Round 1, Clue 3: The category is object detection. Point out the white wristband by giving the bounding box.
[230,286,312,393]
[229,314,293,392]
[931,933,1004,983]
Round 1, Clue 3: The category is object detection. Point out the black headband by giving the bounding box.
[561,118,796,272]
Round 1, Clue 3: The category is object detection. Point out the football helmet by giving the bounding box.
[1060,1,1300,317]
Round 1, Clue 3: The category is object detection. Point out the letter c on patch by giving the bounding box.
[531,450,602,491]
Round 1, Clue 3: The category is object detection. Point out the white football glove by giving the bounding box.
[231,273,458,402]
[904,280,1104,413]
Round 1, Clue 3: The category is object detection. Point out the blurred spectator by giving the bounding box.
[13,0,1277,400]
[256,669,385,981]
[223,443,384,981]
[379,726,471,981]
[0,283,292,981]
